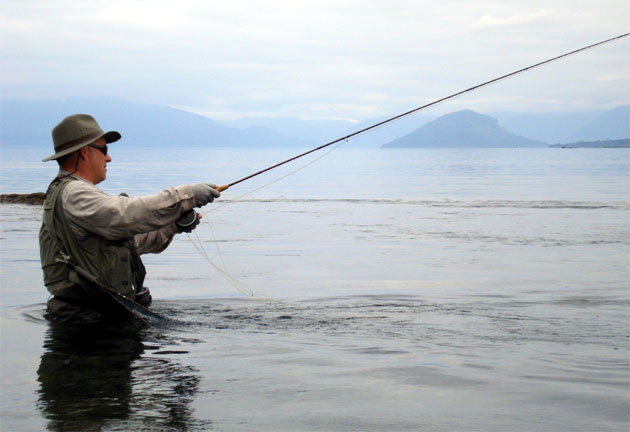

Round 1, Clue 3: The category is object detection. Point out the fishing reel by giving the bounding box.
[176,209,200,233]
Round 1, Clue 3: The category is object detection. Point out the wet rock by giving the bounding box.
[0,192,46,205]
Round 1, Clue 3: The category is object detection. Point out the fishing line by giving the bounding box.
[213,32,629,194]
[186,229,254,296]
[189,33,629,297]
[188,225,285,304]
[192,139,347,297]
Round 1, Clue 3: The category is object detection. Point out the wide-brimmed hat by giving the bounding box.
[42,114,121,162]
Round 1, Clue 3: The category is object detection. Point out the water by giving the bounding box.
[1,146,629,431]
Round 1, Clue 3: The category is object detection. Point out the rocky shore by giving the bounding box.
[0,193,46,205]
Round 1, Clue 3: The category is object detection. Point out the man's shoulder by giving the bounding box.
[61,177,108,204]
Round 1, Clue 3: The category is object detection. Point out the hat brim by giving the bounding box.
[42,131,121,162]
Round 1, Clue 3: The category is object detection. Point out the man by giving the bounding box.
[39,114,220,324]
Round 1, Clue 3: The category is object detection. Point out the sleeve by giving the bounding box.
[62,180,196,241]
[135,224,178,255]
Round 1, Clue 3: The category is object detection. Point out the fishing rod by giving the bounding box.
[215,32,628,193]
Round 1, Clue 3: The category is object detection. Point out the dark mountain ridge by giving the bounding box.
[0,98,316,148]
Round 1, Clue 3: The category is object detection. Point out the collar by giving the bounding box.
[57,169,95,186]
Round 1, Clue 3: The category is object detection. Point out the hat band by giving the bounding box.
[55,131,102,153]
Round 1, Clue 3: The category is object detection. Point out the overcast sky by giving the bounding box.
[1,1,628,121]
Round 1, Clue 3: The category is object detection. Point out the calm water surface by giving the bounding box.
[0,147,629,431]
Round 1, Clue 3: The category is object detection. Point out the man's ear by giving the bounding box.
[78,146,90,159]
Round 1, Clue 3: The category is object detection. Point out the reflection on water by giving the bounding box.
[36,320,211,431]
[19,291,630,431]
[37,323,142,430]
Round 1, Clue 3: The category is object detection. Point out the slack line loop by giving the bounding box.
[215,32,629,193]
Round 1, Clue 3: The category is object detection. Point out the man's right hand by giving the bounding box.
[190,183,220,207]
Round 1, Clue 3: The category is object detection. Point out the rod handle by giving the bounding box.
[216,184,230,192]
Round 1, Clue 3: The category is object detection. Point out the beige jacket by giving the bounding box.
[58,171,196,254]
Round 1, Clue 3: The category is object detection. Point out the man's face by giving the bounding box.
[85,138,111,184]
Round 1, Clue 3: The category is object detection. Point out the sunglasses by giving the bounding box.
[88,143,108,156]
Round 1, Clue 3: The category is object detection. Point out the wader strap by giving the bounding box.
[128,239,146,290]
[43,179,74,265]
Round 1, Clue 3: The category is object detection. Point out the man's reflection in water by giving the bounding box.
[37,320,210,431]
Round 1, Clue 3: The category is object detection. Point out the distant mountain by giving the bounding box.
[567,105,630,142]
[335,114,437,148]
[381,110,545,148]
[223,117,356,146]
[494,106,629,143]
[493,111,601,143]
[0,98,314,147]
[223,113,438,148]
[3,98,625,150]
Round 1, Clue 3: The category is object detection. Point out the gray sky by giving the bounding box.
[2,0,628,121]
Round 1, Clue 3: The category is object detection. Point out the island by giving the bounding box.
[549,138,630,148]
[381,110,545,148]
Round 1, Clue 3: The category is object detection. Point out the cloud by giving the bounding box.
[1,0,629,119]
[473,9,556,29]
